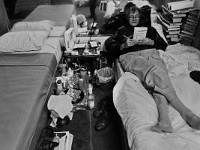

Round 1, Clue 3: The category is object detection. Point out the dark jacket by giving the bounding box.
[105,25,168,59]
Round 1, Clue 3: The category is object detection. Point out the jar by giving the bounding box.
[80,66,87,79]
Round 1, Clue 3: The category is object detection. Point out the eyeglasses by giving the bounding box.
[129,15,140,20]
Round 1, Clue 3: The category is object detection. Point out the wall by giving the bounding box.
[194,0,200,8]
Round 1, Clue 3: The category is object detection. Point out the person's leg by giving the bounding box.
[144,64,200,130]
[89,0,97,19]
[120,53,200,130]
[151,93,173,133]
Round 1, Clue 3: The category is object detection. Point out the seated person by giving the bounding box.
[99,1,151,35]
[105,3,200,132]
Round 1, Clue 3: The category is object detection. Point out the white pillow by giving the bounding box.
[0,31,49,52]
[11,20,55,33]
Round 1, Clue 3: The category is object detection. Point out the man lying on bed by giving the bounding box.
[105,3,200,133]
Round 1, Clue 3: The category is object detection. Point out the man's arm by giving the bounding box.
[148,27,168,51]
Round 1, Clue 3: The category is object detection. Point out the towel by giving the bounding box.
[47,95,73,119]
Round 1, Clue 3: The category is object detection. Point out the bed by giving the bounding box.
[0,33,62,150]
[21,4,76,47]
[0,3,66,150]
[106,1,200,150]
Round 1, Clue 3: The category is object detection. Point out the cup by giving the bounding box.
[80,66,87,78]
[78,48,85,55]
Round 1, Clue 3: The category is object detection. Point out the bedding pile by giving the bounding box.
[113,44,200,150]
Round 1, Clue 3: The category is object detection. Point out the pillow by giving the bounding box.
[11,20,55,33]
[49,26,66,37]
[0,31,49,52]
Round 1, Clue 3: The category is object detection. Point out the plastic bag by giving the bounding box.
[97,67,114,84]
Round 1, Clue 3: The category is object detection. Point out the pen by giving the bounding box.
[123,35,132,39]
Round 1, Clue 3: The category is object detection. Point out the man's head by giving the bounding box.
[125,4,141,26]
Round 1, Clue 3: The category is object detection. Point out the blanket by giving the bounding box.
[113,44,200,150]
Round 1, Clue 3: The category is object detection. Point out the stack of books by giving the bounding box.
[157,5,187,44]
[180,9,200,46]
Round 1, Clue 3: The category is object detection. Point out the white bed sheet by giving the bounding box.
[113,45,200,150]
[11,38,62,63]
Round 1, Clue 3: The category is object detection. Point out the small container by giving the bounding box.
[80,66,87,78]
[59,64,67,75]
[68,68,74,77]
[56,80,63,95]
[78,78,84,90]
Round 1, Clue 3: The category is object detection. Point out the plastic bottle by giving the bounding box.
[88,83,93,94]
[88,71,92,83]
[87,94,95,109]
[70,15,78,35]
[92,69,97,84]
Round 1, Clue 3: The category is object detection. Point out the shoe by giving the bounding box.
[56,115,70,128]
[93,100,108,119]
[95,110,110,131]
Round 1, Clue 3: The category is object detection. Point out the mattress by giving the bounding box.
[23,4,76,27]
[113,44,200,150]
[49,26,66,47]
[0,53,57,150]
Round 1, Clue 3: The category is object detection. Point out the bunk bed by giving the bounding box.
[0,3,75,150]
[105,1,200,150]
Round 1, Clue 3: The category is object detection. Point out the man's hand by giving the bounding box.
[137,38,154,45]
[126,38,137,47]
[120,38,137,50]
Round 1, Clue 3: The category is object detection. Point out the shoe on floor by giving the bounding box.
[93,99,108,119]
[95,110,110,131]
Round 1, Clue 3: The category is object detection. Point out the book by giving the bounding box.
[179,32,195,40]
[182,26,196,35]
[162,25,180,31]
[158,13,182,25]
[157,15,181,29]
[181,30,194,36]
[162,5,187,18]
[169,37,179,42]
[185,20,198,27]
[164,29,180,35]
[165,34,179,38]
[188,9,200,17]
[182,23,197,31]
[133,27,147,40]
[187,14,199,22]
